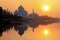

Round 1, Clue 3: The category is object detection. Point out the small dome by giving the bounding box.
[18,5,24,11]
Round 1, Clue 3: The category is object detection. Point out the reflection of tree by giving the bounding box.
[29,23,39,32]
[0,22,54,37]
[0,24,13,36]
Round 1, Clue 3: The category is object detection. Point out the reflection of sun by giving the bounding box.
[43,6,49,11]
[44,29,48,35]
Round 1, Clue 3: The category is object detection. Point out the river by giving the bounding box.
[0,23,60,40]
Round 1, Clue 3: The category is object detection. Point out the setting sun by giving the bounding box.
[43,6,49,11]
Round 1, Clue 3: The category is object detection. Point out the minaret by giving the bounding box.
[32,9,34,13]
[32,9,35,18]
[32,9,35,14]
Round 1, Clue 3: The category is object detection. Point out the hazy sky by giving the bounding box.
[0,0,60,17]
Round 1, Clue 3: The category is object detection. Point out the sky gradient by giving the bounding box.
[0,0,60,17]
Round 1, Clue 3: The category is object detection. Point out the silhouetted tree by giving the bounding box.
[0,7,3,15]
[0,24,13,37]
[0,7,3,23]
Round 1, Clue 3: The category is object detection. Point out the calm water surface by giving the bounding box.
[0,23,60,40]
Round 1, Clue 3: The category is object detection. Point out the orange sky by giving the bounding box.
[0,0,60,17]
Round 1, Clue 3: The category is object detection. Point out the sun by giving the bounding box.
[43,6,49,11]
[44,29,49,35]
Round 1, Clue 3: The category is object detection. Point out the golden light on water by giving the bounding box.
[44,29,49,35]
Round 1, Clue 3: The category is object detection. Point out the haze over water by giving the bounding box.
[0,23,60,40]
